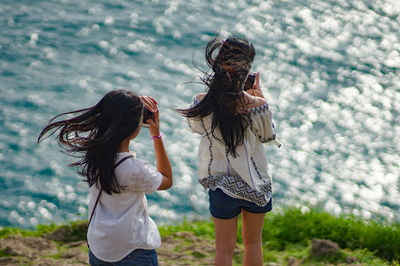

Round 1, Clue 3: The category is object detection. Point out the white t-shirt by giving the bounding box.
[87,152,163,262]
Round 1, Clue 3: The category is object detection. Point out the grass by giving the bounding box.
[0,220,87,243]
[0,207,399,264]
[260,207,400,261]
[159,207,400,263]
[158,218,215,239]
[0,247,10,257]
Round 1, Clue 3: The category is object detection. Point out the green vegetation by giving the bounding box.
[158,218,215,239]
[0,220,87,242]
[0,207,399,265]
[260,207,400,261]
[159,207,400,262]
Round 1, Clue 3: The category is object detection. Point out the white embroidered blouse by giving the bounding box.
[188,97,279,206]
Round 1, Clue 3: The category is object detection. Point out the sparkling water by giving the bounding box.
[0,0,399,229]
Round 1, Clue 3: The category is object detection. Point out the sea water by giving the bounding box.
[0,0,399,229]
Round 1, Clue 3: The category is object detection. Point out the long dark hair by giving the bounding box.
[178,36,256,156]
[38,89,144,194]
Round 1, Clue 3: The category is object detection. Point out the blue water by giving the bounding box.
[0,0,399,229]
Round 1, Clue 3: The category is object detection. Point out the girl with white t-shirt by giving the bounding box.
[38,89,172,265]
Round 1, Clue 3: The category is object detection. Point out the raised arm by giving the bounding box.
[141,96,173,190]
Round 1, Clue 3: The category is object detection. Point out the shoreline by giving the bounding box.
[0,207,399,265]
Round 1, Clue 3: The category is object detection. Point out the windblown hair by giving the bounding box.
[38,89,144,194]
[178,36,256,156]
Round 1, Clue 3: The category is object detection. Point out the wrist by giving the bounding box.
[151,132,163,140]
[253,90,264,98]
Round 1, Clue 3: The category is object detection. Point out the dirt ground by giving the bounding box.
[0,230,360,265]
[0,231,221,266]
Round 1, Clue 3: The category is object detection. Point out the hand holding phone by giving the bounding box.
[244,72,256,91]
[142,108,155,127]
[140,96,158,128]
[245,72,264,98]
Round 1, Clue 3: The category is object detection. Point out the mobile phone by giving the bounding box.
[244,72,256,91]
[142,108,155,127]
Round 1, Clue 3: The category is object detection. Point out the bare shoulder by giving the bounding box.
[194,93,207,102]
[244,92,266,109]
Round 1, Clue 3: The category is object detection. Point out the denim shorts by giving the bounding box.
[89,248,158,266]
[209,188,272,219]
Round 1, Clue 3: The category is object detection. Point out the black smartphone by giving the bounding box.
[142,108,155,127]
[244,72,256,91]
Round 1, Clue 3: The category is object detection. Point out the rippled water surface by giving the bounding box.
[0,0,399,228]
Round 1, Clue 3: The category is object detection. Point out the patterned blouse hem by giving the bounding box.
[199,175,272,207]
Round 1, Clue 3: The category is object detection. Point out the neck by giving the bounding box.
[118,138,130,152]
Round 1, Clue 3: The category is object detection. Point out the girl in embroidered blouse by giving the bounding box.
[38,90,172,265]
[179,36,278,266]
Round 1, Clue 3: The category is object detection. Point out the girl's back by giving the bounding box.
[179,36,279,266]
[87,152,163,262]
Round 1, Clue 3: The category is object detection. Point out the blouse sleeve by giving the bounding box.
[127,160,162,193]
[249,102,279,146]
[187,97,206,135]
